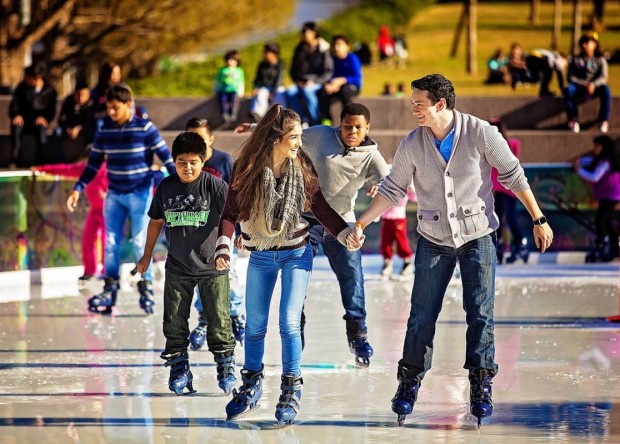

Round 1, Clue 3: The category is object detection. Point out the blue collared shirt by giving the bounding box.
[434,126,456,162]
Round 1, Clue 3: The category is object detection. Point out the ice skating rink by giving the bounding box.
[1,255,619,443]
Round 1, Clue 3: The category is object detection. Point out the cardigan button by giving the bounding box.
[450,213,454,218]
[447,192,453,198]
[464,209,470,214]
[433,215,439,221]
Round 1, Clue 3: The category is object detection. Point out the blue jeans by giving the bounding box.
[399,234,499,380]
[244,245,312,376]
[274,84,322,125]
[308,220,367,339]
[565,82,611,122]
[104,186,153,281]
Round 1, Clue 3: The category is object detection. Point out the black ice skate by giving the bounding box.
[391,369,421,426]
[505,239,529,264]
[469,368,494,428]
[348,337,374,367]
[137,280,155,315]
[275,374,303,426]
[87,277,119,315]
[164,352,196,396]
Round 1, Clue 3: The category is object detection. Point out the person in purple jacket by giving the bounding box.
[575,135,620,262]
[317,35,362,125]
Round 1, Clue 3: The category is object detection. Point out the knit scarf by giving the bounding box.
[245,159,306,250]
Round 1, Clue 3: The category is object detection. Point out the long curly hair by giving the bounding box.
[232,104,317,220]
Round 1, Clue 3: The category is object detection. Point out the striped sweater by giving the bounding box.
[73,115,175,193]
[378,110,530,248]
[215,170,349,261]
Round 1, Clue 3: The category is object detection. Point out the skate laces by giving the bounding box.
[470,375,493,403]
[393,379,419,403]
[193,324,207,336]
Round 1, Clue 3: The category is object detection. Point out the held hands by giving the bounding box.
[533,223,553,253]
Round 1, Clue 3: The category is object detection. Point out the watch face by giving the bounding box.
[535,217,547,225]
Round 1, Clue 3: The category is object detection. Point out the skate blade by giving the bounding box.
[396,414,407,426]
[226,403,260,421]
[87,305,113,315]
[354,357,370,367]
[172,387,197,396]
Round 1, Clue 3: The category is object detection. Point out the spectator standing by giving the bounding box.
[525,49,567,97]
[377,25,395,61]
[214,50,245,123]
[380,184,416,279]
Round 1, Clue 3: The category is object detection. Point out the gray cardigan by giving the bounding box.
[377,110,530,248]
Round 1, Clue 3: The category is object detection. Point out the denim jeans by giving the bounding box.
[103,186,153,281]
[244,244,312,376]
[274,84,321,125]
[162,271,235,359]
[565,83,611,122]
[11,124,47,165]
[399,234,499,380]
[308,220,367,339]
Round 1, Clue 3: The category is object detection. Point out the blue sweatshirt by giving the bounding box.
[74,115,175,193]
[332,53,362,90]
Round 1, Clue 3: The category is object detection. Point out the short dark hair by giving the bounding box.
[24,64,46,78]
[224,50,240,64]
[340,103,370,122]
[264,42,280,55]
[185,117,212,134]
[301,21,319,36]
[106,83,133,103]
[410,74,456,110]
[74,80,89,91]
[172,131,207,161]
[332,35,350,45]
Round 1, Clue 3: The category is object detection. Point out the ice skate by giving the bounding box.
[275,374,303,426]
[506,239,529,264]
[391,371,420,426]
[215,355,237,394]
[87,277,118,315]
[380,259,393,279]
[399,260,414,280]
[189,320,207,350]
[226,366,264,420]
[137,279,155,315]
[469,369,494,428]
[164,352,196,396]
[585,238,613,263]
[348,337,374,367]
[78,274,95,290]
[231,315,245,346]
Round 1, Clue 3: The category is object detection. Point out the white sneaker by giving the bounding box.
[400,260,414,278]
[600,121,609,133]
[569,121,580,134]
[381,259,393,277]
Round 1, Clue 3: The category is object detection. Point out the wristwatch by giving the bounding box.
[533,216,547,226]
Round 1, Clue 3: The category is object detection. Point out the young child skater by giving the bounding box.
[136,131,237,396]
[215,104,360,425]
[34,153,108,288]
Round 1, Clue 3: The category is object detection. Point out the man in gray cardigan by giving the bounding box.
[354,74,553,425]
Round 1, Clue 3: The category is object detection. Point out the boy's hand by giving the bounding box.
[67,190,80,212]
[234,123,252,134]
[216,257,230,271]
[136,255,151,275]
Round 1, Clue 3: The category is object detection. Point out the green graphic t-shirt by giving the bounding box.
[149,171,228,277]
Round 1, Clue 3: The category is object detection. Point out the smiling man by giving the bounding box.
[300,102,390,367]
[353,74,554,426]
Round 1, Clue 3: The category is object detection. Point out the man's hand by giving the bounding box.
[216,257,230,271]
[367,185,380,197]
[534,223,553,253]
[136,255,151,275]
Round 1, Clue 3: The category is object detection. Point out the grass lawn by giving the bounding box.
[362,1,620,97]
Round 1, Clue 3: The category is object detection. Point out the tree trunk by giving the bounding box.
[450,2,468,58]
[529,0,541,25]
[551,0,562,50]
[571,0,583,55]
[466,0,477,75]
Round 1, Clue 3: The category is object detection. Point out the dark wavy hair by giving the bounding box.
[587,135,620,172]
[410,74,456,110]
[232,104,317,220]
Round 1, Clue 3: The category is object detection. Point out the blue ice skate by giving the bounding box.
[164,352,196,396]
[215,355,237,394]
[189,320,207,350]
[226,366,264,420]
[231,316,245,346]
[348,337,374,367]
[137,280,155,315]
[275,374,303,426]
[469,369,494,428]
[87,278,118,315]
[391,376,420,426]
